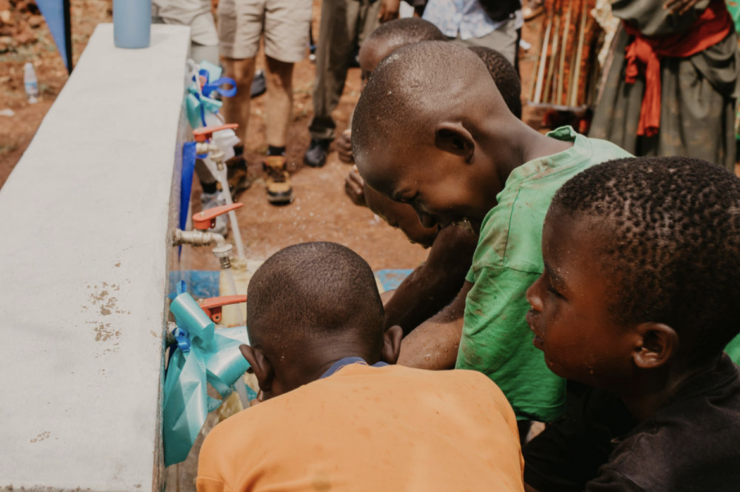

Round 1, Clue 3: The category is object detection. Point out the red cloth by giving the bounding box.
[623,1,733,137]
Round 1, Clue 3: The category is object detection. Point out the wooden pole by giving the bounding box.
[533,1,554,104]
[570,0,587,107]
[557,0,572,106]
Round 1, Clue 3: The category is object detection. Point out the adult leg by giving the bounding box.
[308,0,363,142]
[261,57,294,205]
[264,56,293,148]
[356,0,382,54]
[217,0,263,145]
[260,0,311,203]
[221,58,257,146]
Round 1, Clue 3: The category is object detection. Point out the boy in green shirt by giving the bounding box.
[352,41,632,422]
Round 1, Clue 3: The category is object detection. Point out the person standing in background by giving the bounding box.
[589,0,740,172]
[304,0,401,168]
[218,0,313,205]
[152,0,220,65]
[422,0,522,69]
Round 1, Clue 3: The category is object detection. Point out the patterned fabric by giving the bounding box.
[423,0,509,40]
[590,27,739,171]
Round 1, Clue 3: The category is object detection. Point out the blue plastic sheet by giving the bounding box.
[169,270,220,299]
[36,0,72,72]
[375,269,414,291]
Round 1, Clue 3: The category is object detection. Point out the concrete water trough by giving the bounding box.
[0,23,191,492]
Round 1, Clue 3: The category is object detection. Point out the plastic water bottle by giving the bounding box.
[113,0,151,49]
[23,62,38,104]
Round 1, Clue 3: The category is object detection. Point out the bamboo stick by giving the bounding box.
[533,12,553,104]
[576,0,597,106]
[557,0,572,106]
[543,0,561,104]
[570,0,588,107]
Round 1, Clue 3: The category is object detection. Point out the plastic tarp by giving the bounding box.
[36,0,73,72]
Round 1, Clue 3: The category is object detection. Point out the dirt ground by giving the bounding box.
[0,0,545,271]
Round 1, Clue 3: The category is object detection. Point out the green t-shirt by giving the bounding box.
[455,126,633,423]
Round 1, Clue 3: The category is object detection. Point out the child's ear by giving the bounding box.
[240,344,274,394]
[381,325,403,364]
[434,122,475,162]
[632,323,678,370]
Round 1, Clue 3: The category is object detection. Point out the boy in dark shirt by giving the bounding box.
[525,156,740,492]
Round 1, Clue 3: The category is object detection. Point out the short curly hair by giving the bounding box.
[365,18,446,53]
[550,156,740,363]
[468,46,521,119]
[247,242,384,351]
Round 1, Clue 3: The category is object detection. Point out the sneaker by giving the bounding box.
[304,138,331,168]
[226,155,251,201]
[263,156,293,205]
[200,191,229,236]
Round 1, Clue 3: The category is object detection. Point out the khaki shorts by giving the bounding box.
[218,0,312,62]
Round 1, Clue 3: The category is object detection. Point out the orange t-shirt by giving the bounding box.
[197,364,525,492]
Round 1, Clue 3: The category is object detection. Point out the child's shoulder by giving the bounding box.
[349,364,506,398]
[598,359,740,491]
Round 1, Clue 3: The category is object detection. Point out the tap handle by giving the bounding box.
[193,202,244,230]
[192,123,239,142]
[199,295,247,323]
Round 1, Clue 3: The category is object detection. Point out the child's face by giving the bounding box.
[357,142,496,234]
[364,183,439,248]
[526,210,637,389]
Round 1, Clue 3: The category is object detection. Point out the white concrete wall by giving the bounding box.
[0,23,190,491]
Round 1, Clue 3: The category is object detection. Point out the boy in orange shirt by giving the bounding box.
[197,242,524,492]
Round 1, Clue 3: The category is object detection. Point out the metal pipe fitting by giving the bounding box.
[211,243,234,270]
[172,229,225,248]
[195,142,226,171]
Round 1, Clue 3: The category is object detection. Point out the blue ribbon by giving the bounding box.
[186,63,236,129]
[162,282,251,466]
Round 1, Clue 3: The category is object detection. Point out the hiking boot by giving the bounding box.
[226,155,251,202]
[200,190,229,236]
[263,156,293,205]
[304,138,332,168]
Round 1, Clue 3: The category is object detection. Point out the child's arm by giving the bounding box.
[384,225,478,334]
[396,280,473,370]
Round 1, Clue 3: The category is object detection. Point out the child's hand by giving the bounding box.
[345,166,367,207]
[337,130,354,163]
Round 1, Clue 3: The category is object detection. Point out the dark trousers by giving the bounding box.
[309,0,381,140]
